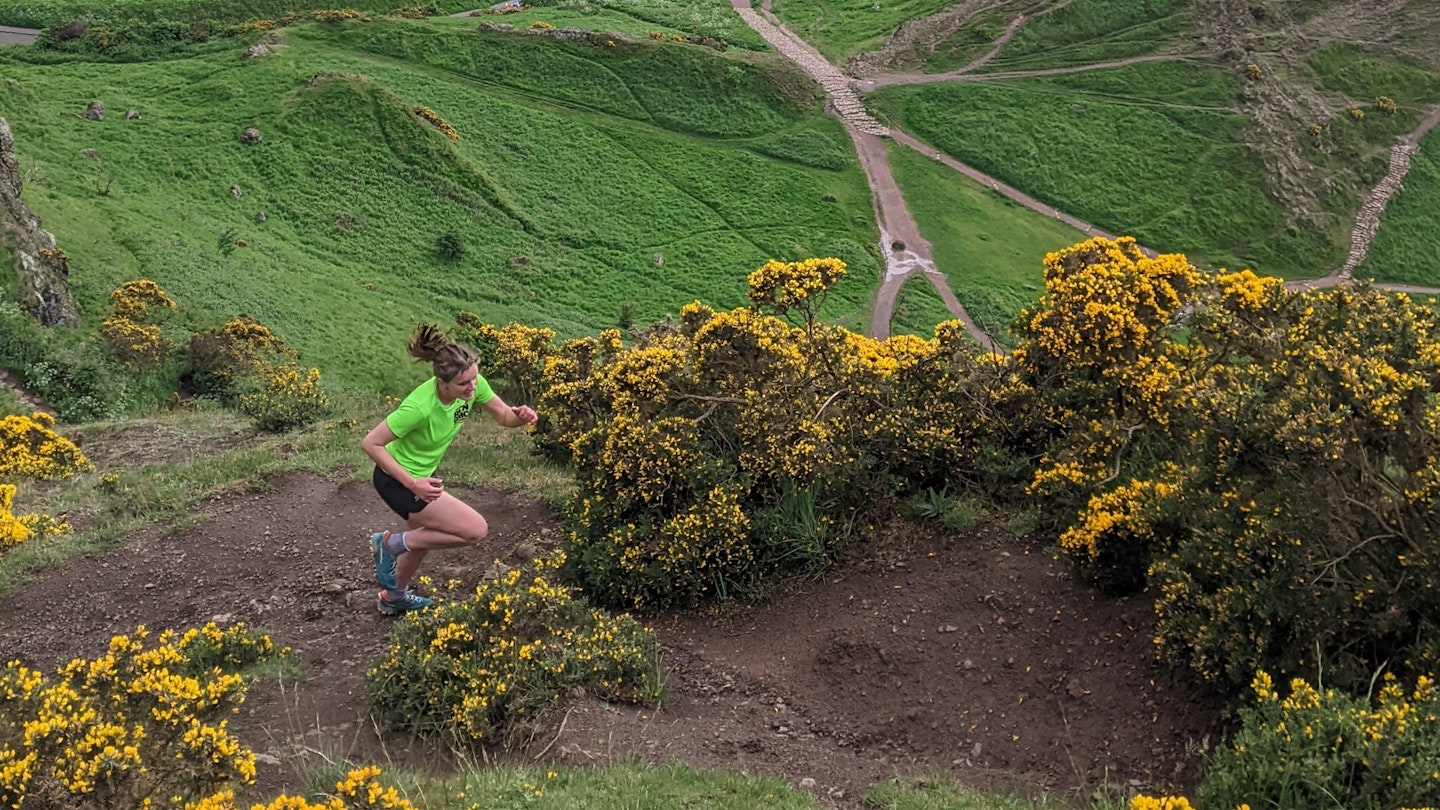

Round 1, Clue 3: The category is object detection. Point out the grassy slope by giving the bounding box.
[888,274,952,338]
[0,0,763,50]
[973,0,1193,72]
[1358,127,1440,285]
[886,142,1082,342]
[766,0,954,63]
[868,69,1335,276]
[0,20,877,396]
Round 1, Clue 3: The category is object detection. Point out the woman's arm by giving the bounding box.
[362,419,445,502]
[482,394,538,428]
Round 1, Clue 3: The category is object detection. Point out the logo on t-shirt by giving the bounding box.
[454,402,471,424]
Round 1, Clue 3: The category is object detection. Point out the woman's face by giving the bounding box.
[439,363,479,403]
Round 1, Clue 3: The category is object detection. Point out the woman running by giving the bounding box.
[363,322,538,615]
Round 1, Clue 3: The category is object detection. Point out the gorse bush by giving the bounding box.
[185,315,329,432]
[366,553,660,745]
[0,411,92,480]
[473,257,1024,609]
[0,482,71,560]
[238,364,331,433]
[1009,237,1440,693]
[0,623,285,808]
[185,315,297,400]
[1198,671,1440,810]
[100,280,177,370]
[186,766,419,810]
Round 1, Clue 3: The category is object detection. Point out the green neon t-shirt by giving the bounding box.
[385,374,495,478]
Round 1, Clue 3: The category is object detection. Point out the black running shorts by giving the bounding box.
[373,465,427,519]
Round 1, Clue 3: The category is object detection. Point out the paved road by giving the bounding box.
[0,26,40,46]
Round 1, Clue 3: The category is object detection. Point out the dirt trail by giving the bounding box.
[0,471,1225,808]
[858,54,1186,91]
[733,0,1003,346]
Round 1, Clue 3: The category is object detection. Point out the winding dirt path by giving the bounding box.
[857,53,1186,91]
[732,0,1004,348]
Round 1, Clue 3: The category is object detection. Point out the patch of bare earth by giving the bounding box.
[0,473,1225,807]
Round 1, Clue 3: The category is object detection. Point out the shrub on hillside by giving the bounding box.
[472,258,1022,609]
[184,315,295,399]
[1012,237,1440,692]
[0,482,71,560]
[185,315,330,432]
[0,624,283,808]
[366,553,661,745]
[1198,671,1440,810]
[0,411,92,480]
[237,363,331,432]
[100,280,177,370]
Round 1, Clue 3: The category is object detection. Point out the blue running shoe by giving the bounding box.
[377,588,433,616]
[370,531,398,591]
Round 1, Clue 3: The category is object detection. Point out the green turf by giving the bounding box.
[0,21,877,399]
[886,141,1082,342]
[1011,59,1240,109]
[920,9,1011,75]
[1356,127,1440,286]
[977,0,1193,73]
[0,0,449,28]
[868,78,1341,276]
[766,0,955,63]
[888,274,952,338]
[1307,42,1440,106]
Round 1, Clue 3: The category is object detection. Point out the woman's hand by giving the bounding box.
[409,476,445,503]
[511,405,538,426]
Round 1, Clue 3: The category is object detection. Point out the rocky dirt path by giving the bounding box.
[1333,105,1440,281]
[0,471,1224,808]
[0,369,50,414]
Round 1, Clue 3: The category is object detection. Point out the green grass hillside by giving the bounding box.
[870,52,1440,277]
[0,18,877,397]
[885,142,1083,343]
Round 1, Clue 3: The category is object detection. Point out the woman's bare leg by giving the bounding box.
[394,491,488,588]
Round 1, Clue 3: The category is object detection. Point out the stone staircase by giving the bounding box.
[734,6,888,136]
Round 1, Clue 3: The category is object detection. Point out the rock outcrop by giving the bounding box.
[0,118,79,325]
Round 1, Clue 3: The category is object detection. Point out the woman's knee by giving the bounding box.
[461,514,489,543]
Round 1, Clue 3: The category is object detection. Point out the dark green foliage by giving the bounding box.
[750,128,849,170]
[435,232,465,262]
[1307,42,1440,105]
[1199,674,1440,810]
[870,80,1338,275]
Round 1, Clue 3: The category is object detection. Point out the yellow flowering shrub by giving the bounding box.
[184,766,416,809]
[468,257,1023,609]
[108,280,177,323]
[1010,238,1440,691]
[0,411,92,480]
[367,553,660,745]
[101,280,177,369]
[411,106,459,141]
[185,316,328,432]
[1131,797,1194,810]
[101,317,171,369]
[0,483,72,560]
[185,315,297,399]
[0,623,286,808]
[238,364,330,433]
[1198,671,1440,809]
